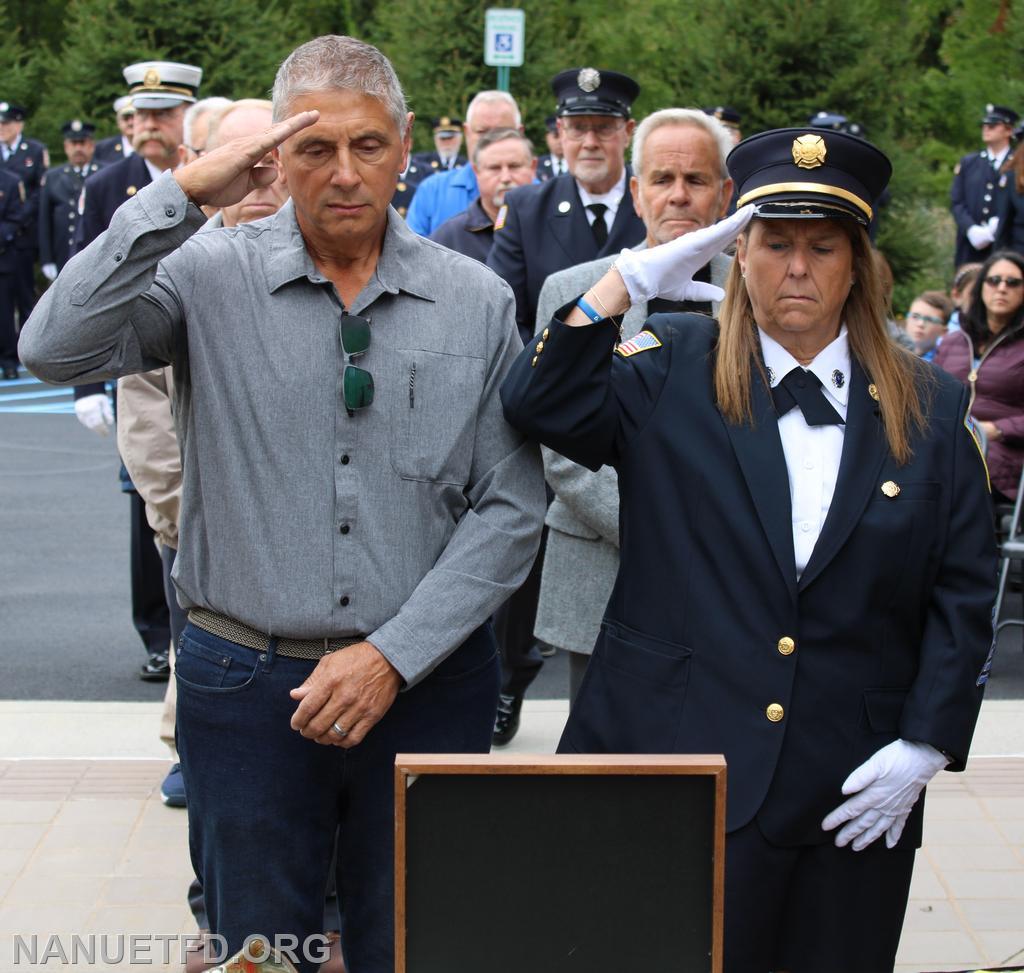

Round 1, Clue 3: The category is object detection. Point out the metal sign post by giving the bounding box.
[484,8,525,92]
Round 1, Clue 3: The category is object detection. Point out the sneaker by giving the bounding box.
[160,763,186,807]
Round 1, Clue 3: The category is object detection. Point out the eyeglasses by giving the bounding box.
[983,274,1024,289]
[906,311,946,326]
[560,119,626,141]
[340,313,373,415]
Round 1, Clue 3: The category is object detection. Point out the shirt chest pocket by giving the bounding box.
[389,348,486,485]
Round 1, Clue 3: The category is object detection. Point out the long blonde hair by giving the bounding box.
[713,220,928,465]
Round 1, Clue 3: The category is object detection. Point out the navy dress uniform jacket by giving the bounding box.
[0,169,23,272]
[487,171,645,341]
[951,150,1008,265]
[39,162,100,269]
[93,135,128,166]
[0,137,47,254]
[502,310,996,849]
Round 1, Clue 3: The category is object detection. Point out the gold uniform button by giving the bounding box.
[777,636,795,656]
[531,355,539,367]
[535,340,544,353]
[766,703,785,722]
[542,327,550,340]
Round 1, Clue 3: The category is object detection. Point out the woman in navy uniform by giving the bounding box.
[502,129,996,972]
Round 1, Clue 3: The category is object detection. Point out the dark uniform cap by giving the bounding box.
[551,68,640,118]
[705,105,741,128]
[62,119,96,140]
[544,114,558,132]
[728,127,891,227]
[0,102,27,122]
[809,111,866,138]
[432,115,462,134]
[982,103,1019,126]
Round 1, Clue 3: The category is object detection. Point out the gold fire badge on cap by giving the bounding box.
[143,68,160,87]
[792,134,827,169]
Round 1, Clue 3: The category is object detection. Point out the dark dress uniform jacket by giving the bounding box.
[0,169,22,272]
[39,162,100,269]
[502,310,995,849]
[0,137,46,254]
[93,135,129,166]
[487,171,645,341]
[951,150,1008,265]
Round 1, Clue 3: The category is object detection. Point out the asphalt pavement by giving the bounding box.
[1,370,1022,703]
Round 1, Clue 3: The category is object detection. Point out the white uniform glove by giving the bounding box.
[987,215,1000,236]
[966,222,995,250]
[614,204,754,305]
[74,393,114,436]
[821,739,949,851]
[41,263,58,282]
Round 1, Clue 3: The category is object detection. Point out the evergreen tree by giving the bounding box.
[31,0,305,153]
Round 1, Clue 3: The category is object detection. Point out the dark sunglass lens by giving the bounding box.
[343,366,374,410]
[341,316,371,355]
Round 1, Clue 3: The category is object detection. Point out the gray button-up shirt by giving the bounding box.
[21,173,545,686]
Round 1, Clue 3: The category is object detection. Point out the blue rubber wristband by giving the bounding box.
[576,296,605,323]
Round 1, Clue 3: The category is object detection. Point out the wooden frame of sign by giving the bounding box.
[394,754,726,973]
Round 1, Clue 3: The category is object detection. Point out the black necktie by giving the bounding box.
[587,203,608,247]
[771,368,844,426]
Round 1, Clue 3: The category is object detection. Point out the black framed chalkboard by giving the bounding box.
[395,755,726,973]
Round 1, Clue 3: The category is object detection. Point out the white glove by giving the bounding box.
[614,204,754,305]
[74,393,114,436]
[41,263,58,282]
[987,215,1000,236]
[966,222,995,249]
[821,739,949,851]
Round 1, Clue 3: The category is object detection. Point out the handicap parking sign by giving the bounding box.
[495,32,513,52]
[484,9,525,66]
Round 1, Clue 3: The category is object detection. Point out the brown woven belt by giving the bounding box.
[187,607,365,661]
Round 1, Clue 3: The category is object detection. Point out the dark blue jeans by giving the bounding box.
[175,621,500,973]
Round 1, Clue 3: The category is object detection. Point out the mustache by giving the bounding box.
[133,130,174,149]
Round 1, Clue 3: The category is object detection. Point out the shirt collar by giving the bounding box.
[575,169,627,213]
[987,146,1011,167]
[143,158,166,183]
[758,324,850,409]
[264,200,437,304]
[465,196,495,232]
[6,134,21,153]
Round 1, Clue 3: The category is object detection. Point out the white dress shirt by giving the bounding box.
[576,170,626,236]
[1,134,21,162]
[759,325,850,578]
[143,158,166,183]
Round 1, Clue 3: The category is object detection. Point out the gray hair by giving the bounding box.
[631,108,732,180]
[206,98,273,151]
[472,127,533,166]
[184,97,233,146]
[272,35,408,135]
[466,90,521,129]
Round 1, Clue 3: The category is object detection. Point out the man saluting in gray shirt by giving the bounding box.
[20,35,544,973]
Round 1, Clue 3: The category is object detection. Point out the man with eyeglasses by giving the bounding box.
[951,103,1019,266]
[904,291,953,361]
[487,67,645,343]
[71,60,203,684]
[21,35,544,973]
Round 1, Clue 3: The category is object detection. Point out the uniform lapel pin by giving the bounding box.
[880,480,900,498]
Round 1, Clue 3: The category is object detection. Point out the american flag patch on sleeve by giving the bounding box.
[615,330,663,358]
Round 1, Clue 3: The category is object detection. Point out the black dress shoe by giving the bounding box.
[492,693,523,747]
[139,651,171,682]
[2,365,18,380]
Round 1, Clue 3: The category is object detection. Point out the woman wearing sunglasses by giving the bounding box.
[935,249,1024,502]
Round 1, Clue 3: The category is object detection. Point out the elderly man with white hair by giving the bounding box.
[516,108,735,733]
[21,35,544,973]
